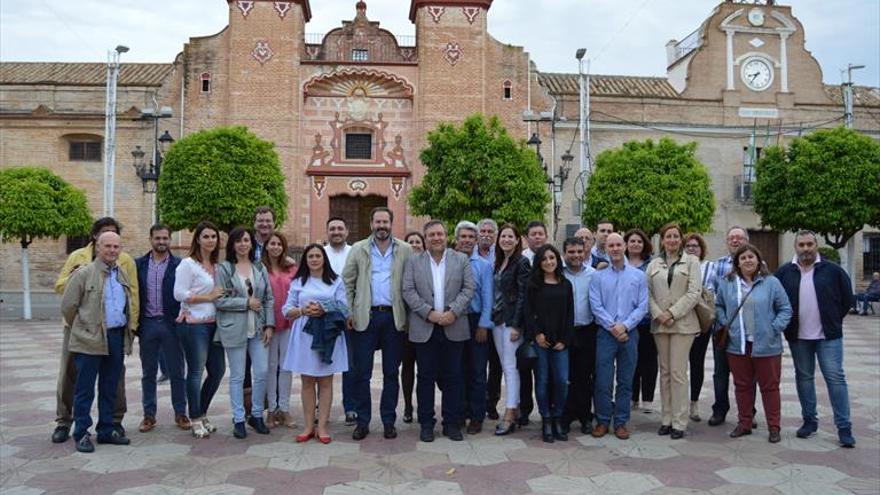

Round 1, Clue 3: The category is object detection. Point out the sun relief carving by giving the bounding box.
[303,69,415,99]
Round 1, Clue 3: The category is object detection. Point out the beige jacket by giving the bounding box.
[646,252,702,335]
[342,235,412,332]
[60,260,135,355]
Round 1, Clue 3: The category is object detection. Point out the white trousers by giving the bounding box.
[493,324,522,409]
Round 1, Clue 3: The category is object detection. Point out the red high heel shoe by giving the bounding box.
[317,434,332,444]
[295,431,315,443]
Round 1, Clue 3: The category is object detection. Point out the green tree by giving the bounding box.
[582,138,715,235]
[158,126,288,232]
[0,167,92,319]
[753,126,880,250]
[409,114,550,230]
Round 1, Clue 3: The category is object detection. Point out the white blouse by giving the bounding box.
[173,257,217,323]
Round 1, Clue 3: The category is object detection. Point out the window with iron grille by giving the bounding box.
[352,49,369,62]
[345,133,373,160]
[742,145,762,183]
[864,234,880,280]
[69,141,102,161]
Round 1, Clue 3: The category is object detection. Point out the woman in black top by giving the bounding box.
[525,245,574,443]
[491,224,531,436]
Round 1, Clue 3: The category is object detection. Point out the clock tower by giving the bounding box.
[666,0,832,108]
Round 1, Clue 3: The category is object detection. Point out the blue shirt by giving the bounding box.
[469,251,494,328]
[589,262,648,332]
[103,264,128,328]
[370,239,394,306]
[564,265,596,326]
[713,255,733,293]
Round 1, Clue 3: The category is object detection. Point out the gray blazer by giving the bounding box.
[402,249,475,343]
[214,260,275,348]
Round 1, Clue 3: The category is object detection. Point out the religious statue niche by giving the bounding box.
[384,134,407,168]
[309,133,331,167]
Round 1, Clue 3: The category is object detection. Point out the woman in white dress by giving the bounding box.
[282,243,348,444]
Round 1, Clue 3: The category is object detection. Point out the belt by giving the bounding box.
[106,326,126,332]
[371,305,393,312]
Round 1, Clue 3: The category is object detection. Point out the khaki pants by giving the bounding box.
[654,332,695,431]
[56,326,127,428]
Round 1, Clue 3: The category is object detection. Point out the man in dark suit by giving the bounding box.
[135,224,189,432]
[402,220,475,442]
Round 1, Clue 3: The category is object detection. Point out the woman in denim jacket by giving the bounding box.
[715,244,791,443]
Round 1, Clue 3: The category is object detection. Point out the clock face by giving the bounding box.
[741,57,773,91]
[748,8,764,26]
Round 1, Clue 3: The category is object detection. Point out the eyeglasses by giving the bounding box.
[245,278,253,296]
[685,244,700,249]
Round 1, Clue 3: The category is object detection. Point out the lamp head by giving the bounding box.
[575,48,586,60]
[115,45,129,54]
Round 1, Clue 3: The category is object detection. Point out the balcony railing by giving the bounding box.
[670,28,702,66]
[734,175,753,203]
[303,33,417,64]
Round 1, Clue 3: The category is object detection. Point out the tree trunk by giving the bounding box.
[20,242,32,320]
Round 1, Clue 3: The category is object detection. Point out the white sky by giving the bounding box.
[1,0,878,86]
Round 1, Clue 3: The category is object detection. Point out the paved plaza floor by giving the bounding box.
[1,316,878,495]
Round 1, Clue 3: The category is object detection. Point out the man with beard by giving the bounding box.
[517,220,547,425]
[342,207,412,440]
[135,224,188,433]
[252,206,276,262]
[775,230,856,447]
[591,220,614,267]
[324,216,357,424]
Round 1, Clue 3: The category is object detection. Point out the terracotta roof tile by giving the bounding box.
[539,72,679,99]
[0,62,173,87]
[824,84,880,107]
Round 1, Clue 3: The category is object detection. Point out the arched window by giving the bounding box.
[200,72,211,93]
[502,80,513,100]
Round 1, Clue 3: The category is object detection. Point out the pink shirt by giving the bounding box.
[797,261,824,340]
[268,268,296,331]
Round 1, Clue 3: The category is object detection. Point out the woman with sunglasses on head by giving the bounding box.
[262,231,298,428]
[173,220,227,439]
[215,226,275,439]
[283,244,349,444]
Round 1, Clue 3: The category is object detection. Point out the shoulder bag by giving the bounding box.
[713,282,752,349]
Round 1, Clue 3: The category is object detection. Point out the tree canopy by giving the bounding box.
[582,138,715,235]
[158,126,288,232]
[409,114,550,230]
[0,166,92,247]
[753,126,880,249]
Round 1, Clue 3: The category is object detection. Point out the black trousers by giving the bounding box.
[518,355,536,419]
[562,324,598,426]
[689,330,712,402]
[401,338,417,413]
[632,321,657,402]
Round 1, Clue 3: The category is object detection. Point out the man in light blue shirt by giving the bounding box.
[589,233,648,440]
[559,237,598,435]
[455,221,494,434]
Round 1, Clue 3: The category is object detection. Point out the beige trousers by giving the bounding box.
[654,332,695,431]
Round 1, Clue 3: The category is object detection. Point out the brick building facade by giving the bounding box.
[1,0,878,316]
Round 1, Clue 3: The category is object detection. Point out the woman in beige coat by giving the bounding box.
[646,222,702,439]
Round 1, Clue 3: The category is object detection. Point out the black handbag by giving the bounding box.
[516,340,538,364]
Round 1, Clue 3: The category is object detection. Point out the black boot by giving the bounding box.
[552,417,568,441]
[541,417,555,443]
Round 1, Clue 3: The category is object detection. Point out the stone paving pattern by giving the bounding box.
[1,316,878,494]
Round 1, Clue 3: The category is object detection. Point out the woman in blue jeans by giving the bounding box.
[215,226,275,439]
[524,245,574,443]
[173,220,227,438]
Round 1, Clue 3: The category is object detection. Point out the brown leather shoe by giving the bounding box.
[729,425,752,438]
[592,424,609,438]
[139,415,157,433]
[466,420,483,435]
[614,425,630,440]
[174,414,192,431]
[768,427,781,443]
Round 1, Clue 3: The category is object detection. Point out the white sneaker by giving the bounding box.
[191,418,210,438]
[689,401,701,422]
[202,417,218,433]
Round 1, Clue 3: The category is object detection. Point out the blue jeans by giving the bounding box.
[463,314,490,422]
[342,329,355,414]
[535,346,570,418]
[227,336,269,423]
[73,327,125,440]
[594,328,638,427]
[178,323,226,419]
[789,338,851,429]
[139,318,186,417]
[350,310,403,427]
[415,325,465,428]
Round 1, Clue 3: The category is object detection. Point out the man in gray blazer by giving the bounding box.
[402,220,476,442]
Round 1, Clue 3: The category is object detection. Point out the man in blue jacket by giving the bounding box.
[135,224,189,432]
[775,230,856,448]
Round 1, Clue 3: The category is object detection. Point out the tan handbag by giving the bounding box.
[695,288,715,334]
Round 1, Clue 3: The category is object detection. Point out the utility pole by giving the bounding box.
[103,45,128,217]
[842,63,864,290]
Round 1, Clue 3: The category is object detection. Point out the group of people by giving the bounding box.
[54,207,859,453]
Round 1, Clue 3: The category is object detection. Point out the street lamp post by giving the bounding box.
[132,106,174,222]
[103,44,128,217]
